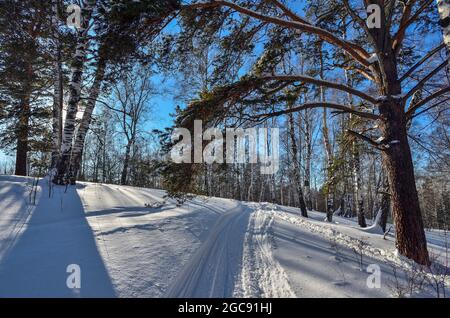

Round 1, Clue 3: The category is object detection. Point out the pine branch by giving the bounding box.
[347,129,384,150]
[257,102,380,120]
[393,0,434,54]
[183,0,371,68]
[260,75,377,103]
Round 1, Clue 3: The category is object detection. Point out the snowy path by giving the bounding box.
[237,208,296,298]
[0,176,447,297]
[165,204,250,297]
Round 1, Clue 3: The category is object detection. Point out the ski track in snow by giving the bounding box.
[238,207,296,298]
[165,202,296,298]
[165,204,249,297]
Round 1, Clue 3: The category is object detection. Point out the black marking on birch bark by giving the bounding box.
[440,17,450,28]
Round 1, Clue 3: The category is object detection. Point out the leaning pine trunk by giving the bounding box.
[53,1,95,185]
[68,58,106,184]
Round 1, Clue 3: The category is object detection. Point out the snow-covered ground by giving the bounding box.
[0,175,448,297]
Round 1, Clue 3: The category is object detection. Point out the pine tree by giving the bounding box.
[0,0,53,176]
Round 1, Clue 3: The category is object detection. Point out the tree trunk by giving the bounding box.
[326,198,333,222]
[379,99,430,265]
[352,140,367,227]
[287,105,308,217]
[319,42,334,221]
[437,0,450,58]
[68,58,106,184]
[50,0,63,169]
[15,109,28,176]
[15,86,31,176]
[121,142,132,185]
[377,174,390,233]
[304,110,313,210]
[53,1,95,185]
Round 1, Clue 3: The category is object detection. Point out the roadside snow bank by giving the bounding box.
[268,210,412,268]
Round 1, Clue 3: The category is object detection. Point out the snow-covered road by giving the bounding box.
[0,176,447,297]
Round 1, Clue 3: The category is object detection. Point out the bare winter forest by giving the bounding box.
[0,0,449,299]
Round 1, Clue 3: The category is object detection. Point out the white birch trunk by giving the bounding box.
[304,109,313,210]
[287,104,308,217]
[352,140,367,227]
[68,59,106,184]
[53,0,95,184]
[437,0,450,60]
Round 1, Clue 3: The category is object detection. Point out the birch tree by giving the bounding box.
[53,0,96,184]
[287,95,308,217]
[53,0,180,184]
[437,0,450,58]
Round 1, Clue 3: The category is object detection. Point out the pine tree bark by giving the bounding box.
[15,63,32,176]
[15,98,29,176]
[379,98,430,265]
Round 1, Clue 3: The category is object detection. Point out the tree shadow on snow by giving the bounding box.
[0,180,116,297]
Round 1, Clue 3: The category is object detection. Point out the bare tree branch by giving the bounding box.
[406,86,450,117]
[267,0,310,24]
[392,0,415,54]
[393,0,434,54]
[400,43,446,82]
[410,97,450,119]
[403,60,448,101]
